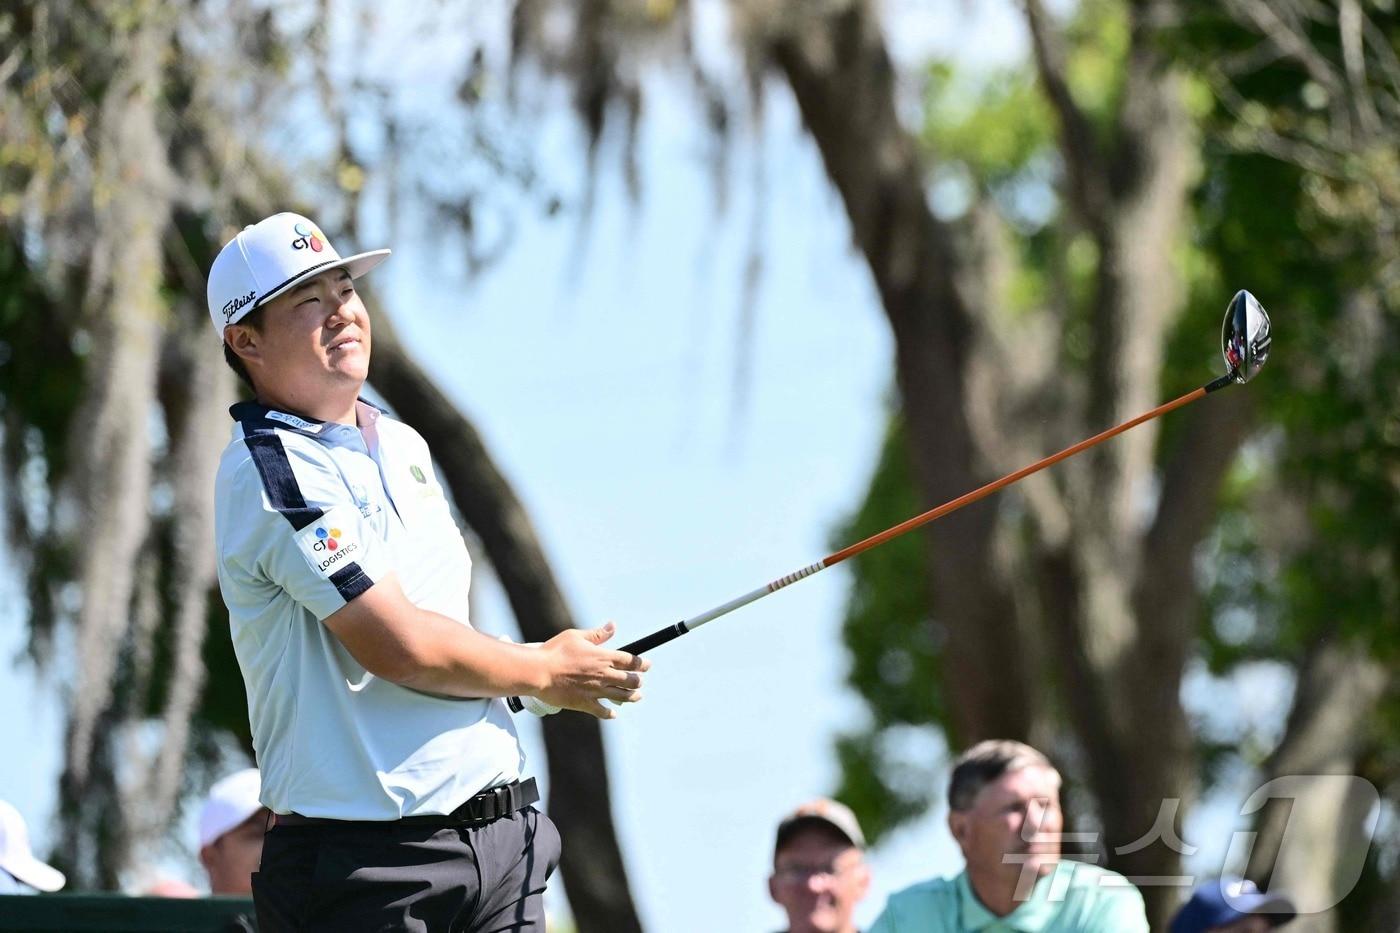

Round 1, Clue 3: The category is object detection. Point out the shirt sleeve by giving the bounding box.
[221,436,393,621]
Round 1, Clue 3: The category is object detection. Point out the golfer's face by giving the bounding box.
[768,827,869,933]
[256,269,370,394]
[951,765,1063,882]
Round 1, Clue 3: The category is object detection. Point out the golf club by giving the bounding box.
[509,289,1271,714]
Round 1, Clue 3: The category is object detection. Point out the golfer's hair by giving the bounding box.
[947,740,1058,812]
[223,303,267,390]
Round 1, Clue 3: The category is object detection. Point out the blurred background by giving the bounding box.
[1,0,1397,930]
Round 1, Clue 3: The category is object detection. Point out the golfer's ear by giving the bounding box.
[224,323,260,363]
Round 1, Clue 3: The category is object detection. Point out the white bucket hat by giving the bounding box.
[206,212,390,338]
[197,768,264,849]
[0,799,66,892]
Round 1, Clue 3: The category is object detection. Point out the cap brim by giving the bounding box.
[4,855,66,892]
[775,815,861,852]
[256,248,391,309]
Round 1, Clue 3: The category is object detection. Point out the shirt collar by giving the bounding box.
[229,399,382,438]
[956,864,1069,932]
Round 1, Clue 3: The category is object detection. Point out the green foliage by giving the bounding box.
[832,728,938,846]
[1062,0,1130,121]
[829,416,942,844]
[922,63,1053,185]
[0,238,83,491]
[836,2,1400,884]
[1184,3,1400,673]
[0,237,85,653]
[834,417,942,727]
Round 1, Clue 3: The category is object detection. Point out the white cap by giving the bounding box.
[0,799,66,892]
[197,769,264,849]
[206,212,390,338]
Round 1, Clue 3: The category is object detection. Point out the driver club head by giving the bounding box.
[1222,290,1271,384]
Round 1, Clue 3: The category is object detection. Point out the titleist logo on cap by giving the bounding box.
[222,290,257,323]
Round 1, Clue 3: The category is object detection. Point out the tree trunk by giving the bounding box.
[768,2,1247,926]
[1243,640,1389,933]
[59,9,174,888]
[770,0,1033,750]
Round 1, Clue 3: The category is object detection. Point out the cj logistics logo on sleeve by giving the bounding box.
[296,510,360,575]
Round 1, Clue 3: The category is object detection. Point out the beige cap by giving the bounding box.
[774,798,866,856]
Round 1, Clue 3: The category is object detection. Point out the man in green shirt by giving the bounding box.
[870,740,1148,932]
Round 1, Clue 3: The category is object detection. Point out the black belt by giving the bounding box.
[272,777,538,829]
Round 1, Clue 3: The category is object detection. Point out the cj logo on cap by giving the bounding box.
[312,526,343,551]
[291,222,324,253]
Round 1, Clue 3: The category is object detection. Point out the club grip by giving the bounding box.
[620,622,689,656]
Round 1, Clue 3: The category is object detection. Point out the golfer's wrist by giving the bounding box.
[522,643,558,696]
[491,631,554,696]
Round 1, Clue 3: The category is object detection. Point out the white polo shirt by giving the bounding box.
[214,399,523,819]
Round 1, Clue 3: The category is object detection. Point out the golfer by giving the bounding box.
[208,211,647,932]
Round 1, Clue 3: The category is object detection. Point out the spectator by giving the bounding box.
[0,799,65,894]
[198,769,269,896]
[871,739,1149,932]
[769,799,871,933]
[1170,877,1296,932]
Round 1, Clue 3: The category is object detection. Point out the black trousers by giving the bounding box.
[252,807,561,933]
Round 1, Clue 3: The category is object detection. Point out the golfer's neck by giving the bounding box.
[254,382,361,427]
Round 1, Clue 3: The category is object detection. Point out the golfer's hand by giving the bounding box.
[536,622,649,719]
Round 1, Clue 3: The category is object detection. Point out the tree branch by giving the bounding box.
[1021,0,1112,230]
[1245,640,1388,927]
[1134,388,1254,645]
[1082,0,1194,549]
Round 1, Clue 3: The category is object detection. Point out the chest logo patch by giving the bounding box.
[410,465,428,483]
